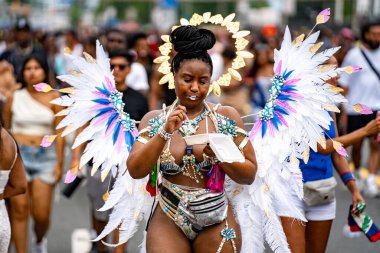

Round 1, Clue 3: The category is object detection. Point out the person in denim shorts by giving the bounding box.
[3,55,65,253]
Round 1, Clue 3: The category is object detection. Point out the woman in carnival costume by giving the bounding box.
[35,10,367,253]
[127,25,257,253]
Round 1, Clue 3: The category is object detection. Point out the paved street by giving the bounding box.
[10,144,380,253]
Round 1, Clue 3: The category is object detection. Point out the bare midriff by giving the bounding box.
[13,133,44,147]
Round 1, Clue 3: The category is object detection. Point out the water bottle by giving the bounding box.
[62,176,84,198]
[374,111,380,141]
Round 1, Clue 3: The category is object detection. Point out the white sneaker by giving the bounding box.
[365,175,379,198]
[33,237,47,253]
[342,224,361,238]
[354,171,365,192]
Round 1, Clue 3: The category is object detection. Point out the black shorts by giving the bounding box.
[347,112,378,134]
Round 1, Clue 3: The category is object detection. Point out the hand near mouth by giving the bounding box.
[164,105,187,134]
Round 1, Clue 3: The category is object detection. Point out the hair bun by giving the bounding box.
[170,26,216,54]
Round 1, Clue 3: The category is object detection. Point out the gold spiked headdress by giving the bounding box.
[154,12,253,96]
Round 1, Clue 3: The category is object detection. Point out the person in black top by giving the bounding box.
[0,18,47,82]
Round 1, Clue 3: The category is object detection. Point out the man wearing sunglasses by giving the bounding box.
[109,50,149,121]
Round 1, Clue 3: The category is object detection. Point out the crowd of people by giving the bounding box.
[0,14,379,253]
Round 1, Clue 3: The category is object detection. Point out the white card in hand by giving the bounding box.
[183,133,213,145]
[209,134,245,163]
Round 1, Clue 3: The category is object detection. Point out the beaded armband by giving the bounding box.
[137,113,166,144]
[215,112,249,151]
[148,113,166,137]
[216,114,238,138]
[136,129,151,144]
[233,128,249,151]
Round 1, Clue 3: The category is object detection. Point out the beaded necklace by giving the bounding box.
[178,106,209,137]
[156,101,238,183]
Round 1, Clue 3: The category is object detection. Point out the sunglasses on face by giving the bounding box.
[111,64,128,71]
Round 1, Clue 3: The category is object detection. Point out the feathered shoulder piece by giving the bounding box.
[34,41,138,182]
[249,8,360,180]
[232,9,363,252]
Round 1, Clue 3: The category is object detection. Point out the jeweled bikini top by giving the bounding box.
[137,103,249,175]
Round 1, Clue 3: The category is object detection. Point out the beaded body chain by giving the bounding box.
[161,101,215,183]
[182,146,204,183]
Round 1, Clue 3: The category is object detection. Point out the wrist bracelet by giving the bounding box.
[158,127,173,141]
[340,171,355,185]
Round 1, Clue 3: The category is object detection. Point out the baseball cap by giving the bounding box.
[15,18,31,31]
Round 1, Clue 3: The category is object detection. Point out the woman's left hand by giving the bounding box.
[53,165,63,184]
[351,191,365,215]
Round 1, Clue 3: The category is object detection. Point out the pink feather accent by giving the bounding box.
[284,78,301,85]
[333,141,348,157]
[352,104,373,115]
[336,146,348,157]
[40,135,57,147]
[92,90,109,98]
[34,82,52,93]
[360,108,373,115]
[267,121,275,137]
[249,120,262,140]
[275,60,282,75]
[94,110,114,125]
[282,91,304,99]
[116,126,124,152]
[275,100,296,113]
[105,116,118,137]
[344,66,362,74]
[91,104,109,110]
[274,111,288,127]
[351,66,361,72]
[64,170,77,184]
[316,8,330,24]
[104,76,116,92]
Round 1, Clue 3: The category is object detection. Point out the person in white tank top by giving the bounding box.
[3,55,65,253]
[0,121,27,252]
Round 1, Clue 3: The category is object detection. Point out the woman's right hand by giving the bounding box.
[364,117,380,136]
[164,105,187,134]
[351,191,365,215]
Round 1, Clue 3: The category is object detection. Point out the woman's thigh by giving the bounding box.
[305,220,333,253]
[281,216,306,253]
[30,178,54,220]
[146,206,191,253]
[193,206,241,253]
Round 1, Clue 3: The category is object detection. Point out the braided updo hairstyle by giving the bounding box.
[170,25,216,75]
